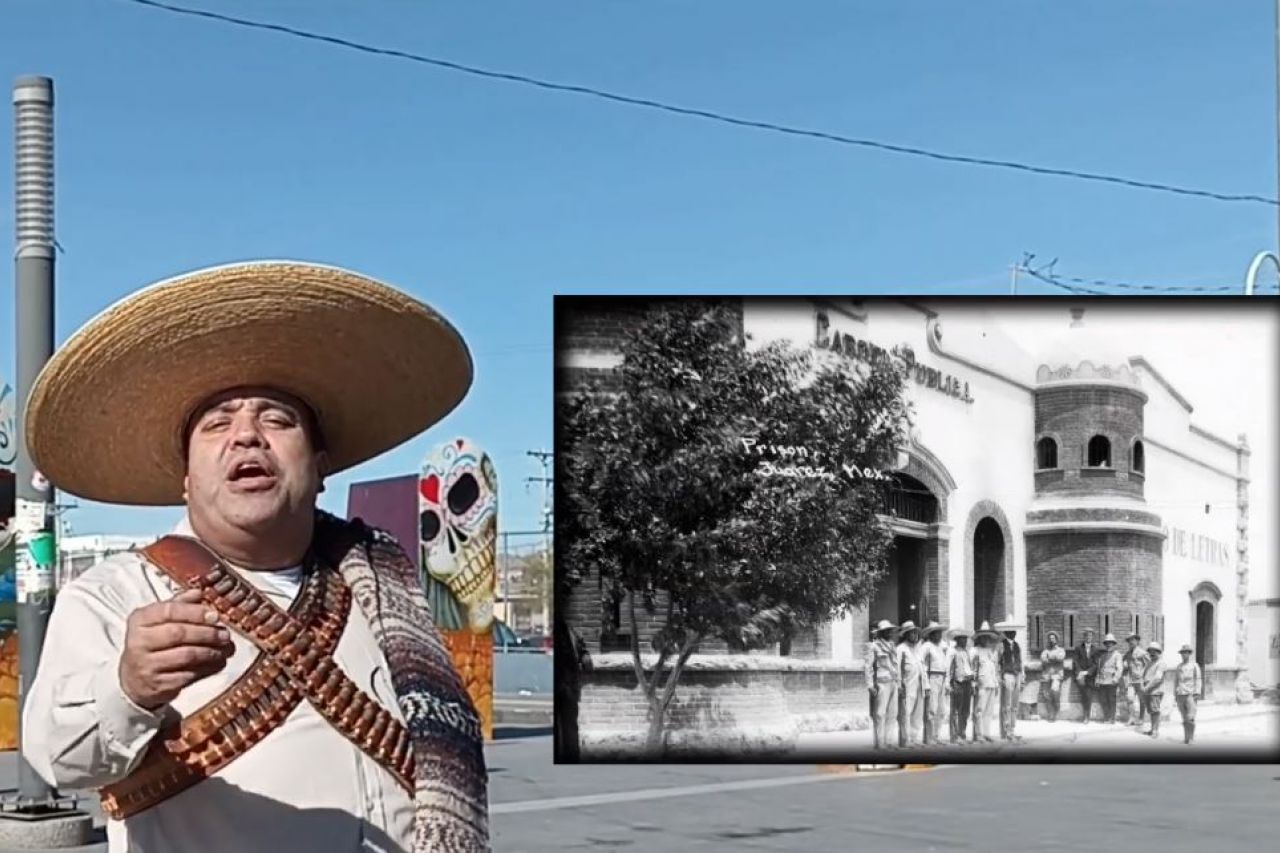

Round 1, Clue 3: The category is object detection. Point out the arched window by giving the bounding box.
[1087,435,1111,467]
[1132,439,1145,473]
[1036,437,1058,470]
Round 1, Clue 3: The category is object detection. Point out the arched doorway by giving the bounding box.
[1195,601,1215,667]
[1189,581,1221,670]
[973,517,1005,628]
[870,474,939,626]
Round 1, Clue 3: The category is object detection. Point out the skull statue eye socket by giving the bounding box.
[448,472,481,517]
[420,509,442,543]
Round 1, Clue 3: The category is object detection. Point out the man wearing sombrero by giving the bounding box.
[895,620,926,747]
[970,622,1000,742]
[994,618,1025,741]
[919,621,948,745]
[20,262,489,852]
[866,619,900,749]
[945,627,974,742]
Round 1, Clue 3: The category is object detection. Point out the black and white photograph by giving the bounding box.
[554,296,1280,763]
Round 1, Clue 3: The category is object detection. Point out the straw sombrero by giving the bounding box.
[993,616,1025,633]
[25,261,472,505]
[972,621,999,643]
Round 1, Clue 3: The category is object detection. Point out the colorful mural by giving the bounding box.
[2,379,17,749]
[420,438,496,740]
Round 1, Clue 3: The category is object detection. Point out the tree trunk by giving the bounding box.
[643,634,699,756]
[553,585,581,761]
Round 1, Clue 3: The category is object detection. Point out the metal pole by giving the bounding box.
[1010,264,1018,296]
[502,532,510,642]
[12,75,56,805]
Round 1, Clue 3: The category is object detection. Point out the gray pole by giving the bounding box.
[0,75,92,850]
[13,75,56,805]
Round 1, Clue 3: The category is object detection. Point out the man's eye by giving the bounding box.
[202,418,231,431]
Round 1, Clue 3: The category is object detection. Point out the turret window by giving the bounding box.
[1132,439,1145,473]
[1036,437,1058,470]
[1087,435,1111,468]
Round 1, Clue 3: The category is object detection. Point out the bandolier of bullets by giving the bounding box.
[100,546,416,819]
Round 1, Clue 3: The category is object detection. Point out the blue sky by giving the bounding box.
[1,0,1277,538]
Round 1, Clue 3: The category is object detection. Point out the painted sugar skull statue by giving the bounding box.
[420,438,497,632]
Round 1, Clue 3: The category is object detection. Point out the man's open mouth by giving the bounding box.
[228,460,278,488]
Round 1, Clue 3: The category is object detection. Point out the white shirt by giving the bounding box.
[257,564,305,600]
[22,519,416,852]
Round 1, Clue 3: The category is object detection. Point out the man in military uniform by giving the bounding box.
[866,620,900,749]
[1141,641,1168,738]
[919,622,948,745]
[1122,632,1149,727]
[1173,643,1203,745]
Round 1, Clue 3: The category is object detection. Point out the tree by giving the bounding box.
[522,546,552,628]
[560,300,913,754]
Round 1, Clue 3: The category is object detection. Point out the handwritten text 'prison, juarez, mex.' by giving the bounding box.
[740,437,892,482]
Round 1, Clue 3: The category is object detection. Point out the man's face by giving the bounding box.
[1084,632,1095,644]
[184,388,327,536]
[1128,637,1139,650]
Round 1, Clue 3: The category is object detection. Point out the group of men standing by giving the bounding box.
[867,619,1205,748]
[1066,627,1203,743]
[866,617,1026,748]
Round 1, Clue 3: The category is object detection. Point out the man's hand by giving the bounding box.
[119,589,235,710]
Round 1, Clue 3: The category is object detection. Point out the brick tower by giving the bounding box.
[1023,308,1165,652]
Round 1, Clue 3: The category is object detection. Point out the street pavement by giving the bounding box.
[4,723,1279,851]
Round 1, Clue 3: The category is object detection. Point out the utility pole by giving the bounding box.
[1009,264,1019,295]
[526,450,553,634]
[0,75,92,848]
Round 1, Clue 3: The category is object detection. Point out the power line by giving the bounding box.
[1017,263,1278,296]
[122,0,1279,208]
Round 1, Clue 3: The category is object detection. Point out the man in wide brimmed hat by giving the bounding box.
[945,627,974,742]
[919,621,949,745]
[1173,643,1203,744]
[866,620,901,749]
[1122,631,1150,727]
[896,620,926,747]
[21,262,489,853]
[1095,633,1125,724]
[970,622,1001,742]
[993,618,1025,740]
[1141,641,1169,739]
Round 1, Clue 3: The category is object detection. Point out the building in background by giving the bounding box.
[58,533,156,586]
[559,299,1262,703]
[1247,598,1280,689]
